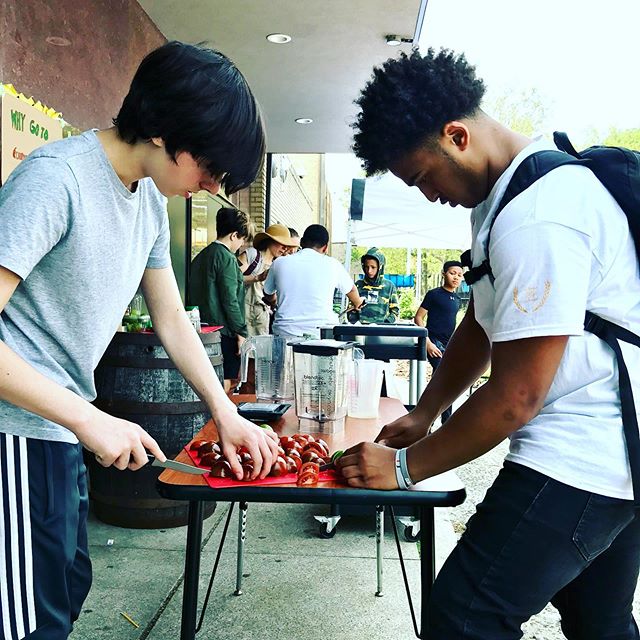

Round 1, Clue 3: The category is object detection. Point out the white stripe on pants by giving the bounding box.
[0,434,36,640]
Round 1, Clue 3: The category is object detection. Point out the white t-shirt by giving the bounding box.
[264,248,354,337]
[470,138,640,500]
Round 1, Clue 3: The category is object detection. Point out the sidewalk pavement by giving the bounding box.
[70,370,462,640]
[70,501,457,640]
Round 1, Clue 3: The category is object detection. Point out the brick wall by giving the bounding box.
[269,154,314,234]
[226,161,266,236]
[229,153,332,242]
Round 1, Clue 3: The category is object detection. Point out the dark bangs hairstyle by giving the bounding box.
[114,41,265,194]
[352,48,486,176]
[216,207,253,240]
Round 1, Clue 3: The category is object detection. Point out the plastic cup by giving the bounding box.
[347,359,384,419]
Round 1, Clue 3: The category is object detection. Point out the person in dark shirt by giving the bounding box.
[189,207,253,391]
[414,260,463,421]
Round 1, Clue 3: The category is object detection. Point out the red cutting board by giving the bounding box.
[185,447,340,488]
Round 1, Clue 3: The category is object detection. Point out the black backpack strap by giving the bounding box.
[464,259,493,286]
[553,131,581,158]
[463,151,586,286]
[584,311,640,505]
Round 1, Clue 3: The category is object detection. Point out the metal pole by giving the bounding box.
[180,501,204,640]
[234,502,248,595]
[409,360,417,405]
[419,507,436,638]
[417,360,426,398]
[375,505,384,597]
[264,153,272,228]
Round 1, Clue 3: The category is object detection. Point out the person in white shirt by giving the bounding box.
[263,224,364,338]
[338,48,640,639]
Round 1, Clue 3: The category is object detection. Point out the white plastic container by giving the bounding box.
[347,358,384,419]
[186,306,201,333]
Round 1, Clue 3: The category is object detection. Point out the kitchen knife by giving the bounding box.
[148,455,209,475]
[319,450,344,471]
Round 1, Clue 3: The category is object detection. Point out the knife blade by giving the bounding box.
[320,450,345,471]
[148,455,209,475]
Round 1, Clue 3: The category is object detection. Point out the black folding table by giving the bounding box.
[157,396,465,640]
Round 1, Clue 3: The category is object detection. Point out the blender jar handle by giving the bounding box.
[239,338,255,383]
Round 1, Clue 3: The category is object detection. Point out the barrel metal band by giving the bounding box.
[99,355,223,369]
[93,398,208,415]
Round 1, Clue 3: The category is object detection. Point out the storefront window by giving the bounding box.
[190,191,219,260]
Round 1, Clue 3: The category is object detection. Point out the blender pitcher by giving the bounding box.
[240,335,295,401]
[292,339,356,434]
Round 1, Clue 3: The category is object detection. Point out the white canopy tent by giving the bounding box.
[349,172,471,250]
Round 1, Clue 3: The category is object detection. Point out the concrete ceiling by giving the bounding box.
[138,0,427,153]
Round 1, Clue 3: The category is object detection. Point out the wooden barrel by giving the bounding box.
[88,330,223,528]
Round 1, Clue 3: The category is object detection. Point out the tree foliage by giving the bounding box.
[350,245,463,301]
[602,127,640,150]
[398,289,418,320]
[483,87,549,137]
[420,248,464,297]
[350,246,410,275]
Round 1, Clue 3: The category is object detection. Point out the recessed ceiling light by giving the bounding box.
[46,36,71,47]
[295,118,313,124]
[266,33,292,44]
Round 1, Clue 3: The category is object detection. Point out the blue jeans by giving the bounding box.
[426,461,640,639]
[427,338,452,422]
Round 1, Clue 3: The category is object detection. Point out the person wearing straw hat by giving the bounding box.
[239,223,298,336]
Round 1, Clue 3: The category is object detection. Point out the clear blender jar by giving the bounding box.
[240,335,296,401]
[292,340,356,434]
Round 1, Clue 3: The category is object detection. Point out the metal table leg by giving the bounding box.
[181,500,204,640]
[409,360,417,405]
[234,501,248,595]
[416,360,426,398]
[375,505,384,596]
[419,506,435,638]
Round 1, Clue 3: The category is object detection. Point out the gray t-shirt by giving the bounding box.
[0,130,170,443]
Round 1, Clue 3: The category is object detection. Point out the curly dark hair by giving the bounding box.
[352,48,486,176]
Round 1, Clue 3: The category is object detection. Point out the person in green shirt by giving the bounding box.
[189,207,253,391]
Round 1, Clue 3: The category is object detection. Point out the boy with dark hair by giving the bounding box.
[189,207,254,390]
[414,260,463,422]
[264,224,364,337]
[339,48,640,637]
[0,41,277,639]
[348,247,399,324]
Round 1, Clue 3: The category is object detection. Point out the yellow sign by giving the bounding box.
[1,91,63,184]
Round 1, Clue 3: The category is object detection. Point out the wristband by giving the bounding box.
[394,449,408,490]
[398,447,415,489]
